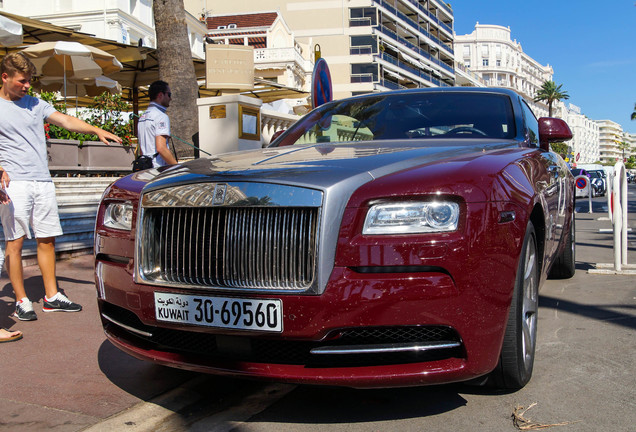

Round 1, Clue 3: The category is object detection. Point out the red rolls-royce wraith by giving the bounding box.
[95,88,575,389]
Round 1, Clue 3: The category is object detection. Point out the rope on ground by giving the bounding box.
[512,403,579,430]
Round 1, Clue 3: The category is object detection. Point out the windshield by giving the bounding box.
[271,92,516,147]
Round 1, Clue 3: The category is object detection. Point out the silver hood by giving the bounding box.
[147,139,519,193]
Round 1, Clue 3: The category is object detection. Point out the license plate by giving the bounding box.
[154,292,282,332]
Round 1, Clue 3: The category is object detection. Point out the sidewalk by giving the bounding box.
[0,205,634,431]
[0,254,201,431]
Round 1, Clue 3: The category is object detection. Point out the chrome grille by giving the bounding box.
[140,206,319,290]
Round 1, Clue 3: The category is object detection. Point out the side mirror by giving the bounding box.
[538,117,572,151]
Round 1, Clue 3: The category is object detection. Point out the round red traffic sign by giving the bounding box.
[575,177,588,189]
[311,58,333,108]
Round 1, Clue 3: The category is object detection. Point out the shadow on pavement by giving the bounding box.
[57,274,96,285]
[539,295,636,331]
[246,384,470,425]
[574,261,594,271]
[97,339,200,401]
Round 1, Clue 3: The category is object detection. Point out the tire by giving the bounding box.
[489,222,539,390]
[548,211,576,279]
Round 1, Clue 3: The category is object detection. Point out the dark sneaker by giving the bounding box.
[13,299,38,321]
[42,293,82,313]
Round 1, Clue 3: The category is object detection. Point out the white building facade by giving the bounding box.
[205,12,313,93]
[596,119,624,164]
[553,103,599,164]
[0,0,208,59]
[454,23,552,117]
[194,0,456,100]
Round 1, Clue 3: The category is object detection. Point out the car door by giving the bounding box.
[521,100,563,259]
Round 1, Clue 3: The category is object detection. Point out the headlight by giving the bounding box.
[363,201,460,235]
[103,202,133,230]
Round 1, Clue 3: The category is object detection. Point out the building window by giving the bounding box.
[462,45,470,57]
[482,59,489,66]
[350,7,377,26]
[351,63,378,82]
[350,35,377,55]
[496,60,501,67]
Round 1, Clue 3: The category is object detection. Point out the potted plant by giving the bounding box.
[41,91,137,171]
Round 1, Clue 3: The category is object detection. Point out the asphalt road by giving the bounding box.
[1,185,635,432]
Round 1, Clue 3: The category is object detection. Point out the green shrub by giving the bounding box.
[40,91,136,146]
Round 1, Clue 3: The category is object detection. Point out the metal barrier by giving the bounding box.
[608,162,629,271]
[589,161,634,275]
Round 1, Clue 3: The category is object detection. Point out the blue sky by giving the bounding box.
[450,0,636,133]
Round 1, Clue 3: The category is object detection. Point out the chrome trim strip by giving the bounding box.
[141,182,323,208]
[309,341,461,355]
[101,313,153,337]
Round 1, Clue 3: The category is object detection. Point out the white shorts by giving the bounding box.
[0,180,63,240]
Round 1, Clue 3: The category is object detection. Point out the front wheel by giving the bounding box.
[489,222,539,389]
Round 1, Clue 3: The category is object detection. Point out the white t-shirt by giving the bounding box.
[137,101,171,167]
[0,95,57,181]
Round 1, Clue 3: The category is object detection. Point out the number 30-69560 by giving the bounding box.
[192,298,281,330]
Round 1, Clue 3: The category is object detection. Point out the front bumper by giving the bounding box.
[96,259,512,388]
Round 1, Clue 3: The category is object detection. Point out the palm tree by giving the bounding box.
[631,103,636,121]
[617,141,630,162]
[534,81,570,117]
[153,0,200,159]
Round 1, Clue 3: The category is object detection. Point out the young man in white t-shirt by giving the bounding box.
[137,80,177,167]
[0,53,122,321]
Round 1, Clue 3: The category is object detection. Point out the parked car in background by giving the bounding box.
[588,170,606,197]
[570,168,589,178]
[95,88,575,390]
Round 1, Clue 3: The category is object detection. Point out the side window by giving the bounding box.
[521,100,539,146]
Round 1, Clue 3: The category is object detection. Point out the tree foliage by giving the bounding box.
[534,81,569,117]
[549,142,570,158]
[40,91,135,146]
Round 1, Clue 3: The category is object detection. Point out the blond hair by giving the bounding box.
[1,52,37,77]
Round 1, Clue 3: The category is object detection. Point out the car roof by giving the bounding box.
[345,87,522,101]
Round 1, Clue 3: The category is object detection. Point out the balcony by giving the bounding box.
[377,52,445,87]
[350,17,374,27]
[376,26,454,75]
[377,0,454,56]
[379,78,406,90]
[351,73,375,83]
[403,0,453,35]
[254,47,313,73]
[350,45,375,55]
